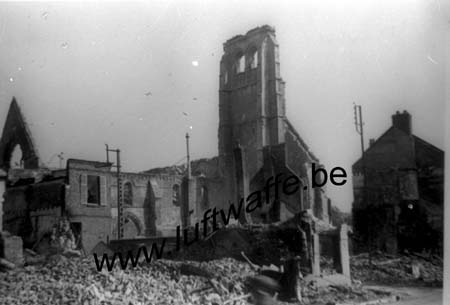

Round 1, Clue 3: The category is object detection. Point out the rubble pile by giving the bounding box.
[174,225,293,266]
[48,219,81,256]
[0,254,392,305]
[351,252,443,286]
[319,257,337,276]
[302,284,391,305]
[0,255,256,305]
[174,213,317,269]
[31,218,82,258]
[247,226,295,266]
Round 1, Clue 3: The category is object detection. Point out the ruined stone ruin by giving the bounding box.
[0,25,358,305]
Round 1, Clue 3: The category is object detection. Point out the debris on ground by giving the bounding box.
[32,218,82,258]
[0,254,393,305]
[173,225,300,267]
[0,219,418,304]
[0,258,15,270]
[0,256,255,305]
[48,218,82,256]
[351,251,443,287]
[302,284,392,305]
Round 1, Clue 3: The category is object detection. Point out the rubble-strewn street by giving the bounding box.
[0,2,446,305]
[350,252,443,287]
[1,221,443,305]
[0,254,394,305]
[0,255,254,305]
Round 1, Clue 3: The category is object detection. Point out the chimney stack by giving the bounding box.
[392,110,411,135]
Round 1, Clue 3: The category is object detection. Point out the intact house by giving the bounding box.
[352,110,444,255]
[0,25,333,254]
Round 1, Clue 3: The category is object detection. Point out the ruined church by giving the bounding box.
[0,25,331,253]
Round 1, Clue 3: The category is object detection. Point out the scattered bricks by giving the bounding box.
[411,262,422,279]
[351,252,443,286]
[0,232,24,267]
[0,255,394,305]
[24,248,38,256]
[0,257,15,270]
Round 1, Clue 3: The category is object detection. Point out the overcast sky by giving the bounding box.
[0,0,448,212]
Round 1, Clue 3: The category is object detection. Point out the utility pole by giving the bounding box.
[106,144,123,240]
[354,105,365,162]
[183,133,191,229]
[353,104,371,264]
[186,133,191,179]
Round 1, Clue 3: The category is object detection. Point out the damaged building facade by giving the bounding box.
[0,25,331,255]
[352,111,444,255]
[150,25,331,227]
[0,99,186,252]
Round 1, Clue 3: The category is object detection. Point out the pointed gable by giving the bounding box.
[0,97,39,169]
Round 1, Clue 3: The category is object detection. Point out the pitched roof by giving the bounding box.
[352,125,443,169]
[413,135,444,154]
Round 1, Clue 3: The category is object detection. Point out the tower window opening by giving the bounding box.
[249,50,258,69]
[236,54,245,73]
[172,184,180,206]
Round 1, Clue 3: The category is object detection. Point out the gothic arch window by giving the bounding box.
[123,181,133,206]
[172,184,180,206]
[235,52,245,74]
[10,144,23,169]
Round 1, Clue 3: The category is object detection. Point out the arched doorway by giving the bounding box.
[112,212,143,239]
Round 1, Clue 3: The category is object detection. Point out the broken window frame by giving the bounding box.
[81,174,107,206]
